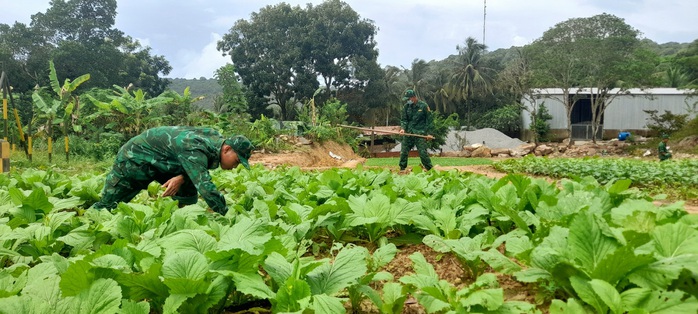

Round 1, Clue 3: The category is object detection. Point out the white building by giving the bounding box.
[521,88,697,141]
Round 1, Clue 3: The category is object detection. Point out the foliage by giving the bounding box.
[428,112,460,150]
[85,85,173,138]
[1,163,697,313]
[217,0,381,122]
[494,156,698,189]
[448,37,493,128]
[532,103,553,142]
[475,104,522,133]
[643,109,689,136]
[30,60,91,162]
[167,77,222,111]
[674,39,698,88]
[0,0,171,95]
[213,64,248,114]
[525,13,658,144]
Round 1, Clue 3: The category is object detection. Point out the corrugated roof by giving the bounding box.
[533,88,693,95]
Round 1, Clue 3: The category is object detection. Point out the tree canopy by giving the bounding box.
[217,0,383,122]
[0,0,171,96]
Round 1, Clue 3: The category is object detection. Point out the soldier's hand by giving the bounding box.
[426,135,434,141]
[399,129,405,135]
[162,175,185,197]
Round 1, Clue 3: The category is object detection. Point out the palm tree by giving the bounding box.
[382,65,406,125]
[448,37,492,128]
[404,59,430,97]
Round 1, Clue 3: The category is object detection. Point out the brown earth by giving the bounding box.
[250,141,366,170]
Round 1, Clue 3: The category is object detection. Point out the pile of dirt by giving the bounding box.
[250,140,365,169]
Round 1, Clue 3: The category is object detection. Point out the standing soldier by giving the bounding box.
[398,89,434,172]
[658,134,672,161]
[93,126,253,215]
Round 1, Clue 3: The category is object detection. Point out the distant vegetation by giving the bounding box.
[167,78,222,110]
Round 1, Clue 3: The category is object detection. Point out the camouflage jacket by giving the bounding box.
[400,100,433,135]
[658,141,672,161]
[116,126,228,213]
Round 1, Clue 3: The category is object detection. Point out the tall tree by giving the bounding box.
[526,17,589,144]
[578,14,658,142]
[0,0,171,95]
[498,49,543,143]
[675,39,698,89]
[404,59,430,97]
[218,3,314,121]
[448,37,492,128]
[303,0,379,99]
[528,13,658,143]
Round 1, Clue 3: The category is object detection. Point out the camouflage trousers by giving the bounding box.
[399,136,433,170]
[93,160,198,210]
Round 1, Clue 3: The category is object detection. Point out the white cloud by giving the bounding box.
[3,0,697,79]
[173,33,229,79]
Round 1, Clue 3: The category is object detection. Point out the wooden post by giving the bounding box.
[0,139,9,173]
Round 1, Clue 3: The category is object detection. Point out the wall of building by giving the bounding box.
[521,88,697,140]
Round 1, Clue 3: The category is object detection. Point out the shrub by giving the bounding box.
[643,109,689,136]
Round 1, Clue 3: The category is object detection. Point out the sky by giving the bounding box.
[2,0,697,79]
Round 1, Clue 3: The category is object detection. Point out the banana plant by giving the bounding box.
[86,85,172,138]
[33,60,90,162]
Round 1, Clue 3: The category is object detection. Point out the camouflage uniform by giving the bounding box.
[93,126,253,214]
[399,90,433,171]
[658,135,672,161]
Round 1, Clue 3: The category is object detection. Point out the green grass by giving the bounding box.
[364,157,492,168]
[9,149,114,176]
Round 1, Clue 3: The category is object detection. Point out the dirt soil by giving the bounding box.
[250,141,366,170]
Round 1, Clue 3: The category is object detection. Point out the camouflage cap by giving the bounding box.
[225,135,253,169]
[402,89,416,101]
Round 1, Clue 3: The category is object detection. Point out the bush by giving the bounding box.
[532,103,553,142]
[644,109,689,136]
[475,104,522,133]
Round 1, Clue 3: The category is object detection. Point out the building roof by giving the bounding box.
[533,88,694,96]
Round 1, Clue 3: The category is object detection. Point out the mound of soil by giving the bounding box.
[250,140,365,169]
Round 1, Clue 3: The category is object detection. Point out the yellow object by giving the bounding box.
[48,137,52,153]
[1,139,9,173]
[2,98,7,119]
[28,136,32,154]
[13,109,24,140]
[65,136,69,153]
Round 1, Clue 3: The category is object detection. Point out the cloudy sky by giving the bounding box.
[3,0,697,79]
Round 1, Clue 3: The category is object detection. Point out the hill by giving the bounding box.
[167,77,222,110]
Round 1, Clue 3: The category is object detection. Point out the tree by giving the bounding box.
[674,39,698,89]
[31,60,90,162]
[448,37,492,128]
[577,14,659,142]
[303,0,379,99]
[527,13,659,143]
[213,64,247,114]
[218,3,313,121]
[404,59,431,97]
[498,48,544,143]
[0,0,171,95]
[526,17,596,144]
